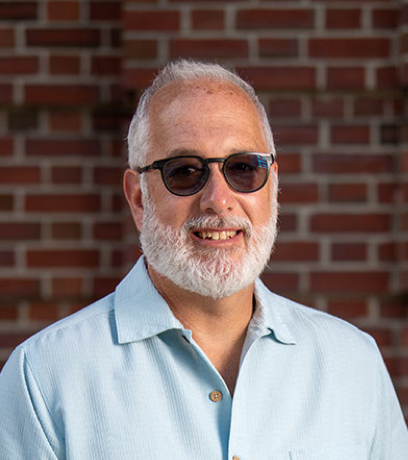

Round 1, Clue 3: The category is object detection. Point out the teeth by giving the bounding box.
[197,230,238,240]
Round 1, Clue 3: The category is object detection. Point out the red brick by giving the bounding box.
[311,98,344,117]
[0,305,18,321]
[236,9,314,29]
[0,250,15,267]
[310,213,391,233]
[280,183,318,203]
[402,213,408,231]
[26,139,101,156]
[259,39,298,58]
[0,223,41,240]
[93,277,122,297]
[25,194,101,213]
[0,195,13,211]
[0,84,13,104]
[51,222,82,240]
[25,85,99,106]
[269,99,301,117]
[380,301,407,319]
[47,1,79,21]
[354,97,384,116]
[372,8,397,28]
[381,124,399,145]
[400,33,408,54]
[313,153,393,174]
[0,56,38,74]
[0,28,14,47]
[273,125,318,145]
[49,111,81,131]
[124,11,179,31]
[93,222,123,240]
[0,332,38,348]
[378,242,396,262]
[51,166,82,184]
[170,39,249,59]
[309,38,390,58]
[328,183,367,202]
[401,184,408,202]
[237,67,316,90]
[279,213,297,232]
[192,10,224,30]
[401,4,408,24]
[0,166,40,184]
[325,9,360,28]
[376,66,397,89]
[273,241,319,262]
[261,272,299,292]
[90,1,120,20]
[51,277,82,297]
[27,249,100,268]
[311,272,389,293]
[362,328,392,347]
[124,40,157,60]
[0,279,40,297]
[377,182,395,203]
[0,137,14,156]
[49,55,80,75]
[327,67,365,89]
[28,301,59,321]
[277,153,301,173]
[327,300,367,318]
[91,56,121,76]
[331,243,367,261]
[122,68,157,90]
[331,125,370,144]
[0,2,37,20]
[26,28,100,47]
[93,166,122,185]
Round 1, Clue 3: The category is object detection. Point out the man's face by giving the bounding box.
[137,80,279,298]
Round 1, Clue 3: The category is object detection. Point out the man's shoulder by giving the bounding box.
[259,282,378,355]
[19,292,116,356]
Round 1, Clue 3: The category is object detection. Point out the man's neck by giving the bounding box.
[147,265,255,394]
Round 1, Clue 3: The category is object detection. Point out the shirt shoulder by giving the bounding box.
[18,292,116,357]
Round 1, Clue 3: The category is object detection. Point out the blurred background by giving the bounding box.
[0,0,407,419]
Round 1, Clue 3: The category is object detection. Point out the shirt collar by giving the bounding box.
[114,256,296,345]
[253,278,297,345]
[114,257,185,344]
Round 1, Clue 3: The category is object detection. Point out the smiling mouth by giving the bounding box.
[195,230,239,241]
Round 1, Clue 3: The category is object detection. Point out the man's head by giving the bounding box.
[124,60,279,299]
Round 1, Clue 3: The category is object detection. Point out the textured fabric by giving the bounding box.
[0,257,407,459]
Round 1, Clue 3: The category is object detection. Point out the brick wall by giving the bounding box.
[1,0,407,418]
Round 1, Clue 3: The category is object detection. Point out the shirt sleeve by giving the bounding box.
[369,340,408,459]
[0,346,63,460]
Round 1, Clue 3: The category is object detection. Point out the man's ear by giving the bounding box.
[272,160,278,177]
[124,168,144,231]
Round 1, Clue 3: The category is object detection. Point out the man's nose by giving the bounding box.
[199,165,235,215]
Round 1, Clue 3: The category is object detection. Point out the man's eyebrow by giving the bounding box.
[166,148,200,158]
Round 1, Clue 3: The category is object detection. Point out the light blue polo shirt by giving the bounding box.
[0,257,407,459]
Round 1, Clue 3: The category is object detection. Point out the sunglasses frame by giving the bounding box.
[136,152,275,197]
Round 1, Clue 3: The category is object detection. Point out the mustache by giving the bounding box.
[183,215,253,238]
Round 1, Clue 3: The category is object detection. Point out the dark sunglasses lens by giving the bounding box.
[225,154,269,192]
[163,157,207,195]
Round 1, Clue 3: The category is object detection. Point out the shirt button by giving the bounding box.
[209,390,222,402]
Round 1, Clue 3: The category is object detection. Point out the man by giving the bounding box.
[0,60,407,459]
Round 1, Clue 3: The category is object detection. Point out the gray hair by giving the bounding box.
[127,59,275,170]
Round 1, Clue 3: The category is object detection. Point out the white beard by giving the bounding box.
[140,181,278,299]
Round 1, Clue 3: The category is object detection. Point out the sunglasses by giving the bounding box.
[136,152,275,197]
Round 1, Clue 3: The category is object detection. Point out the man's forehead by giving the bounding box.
[149,78,254,113]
